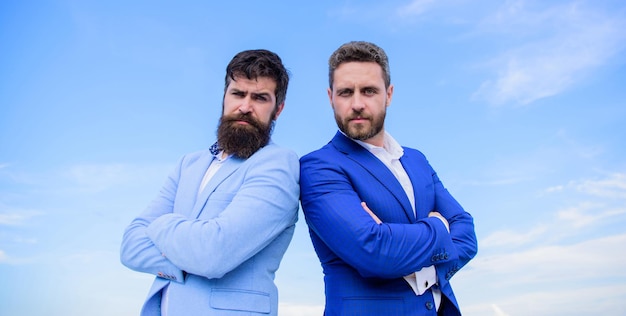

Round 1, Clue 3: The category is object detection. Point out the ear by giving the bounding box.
[327,88,333,108]
[386,84,394,107]
[273,102,285,120]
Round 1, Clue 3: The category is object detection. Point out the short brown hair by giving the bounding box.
[328,41,391,90]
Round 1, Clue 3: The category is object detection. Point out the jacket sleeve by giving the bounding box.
[430,170,478,282]
[300,152,462,279]
[144,148,300,279]
[120,156,186,283]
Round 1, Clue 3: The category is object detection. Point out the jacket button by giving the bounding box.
[425,301,433,310]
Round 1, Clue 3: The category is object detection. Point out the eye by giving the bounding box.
[337,89,353,97]
[253,95,268,102]
[363,88,377,95]
[231,91,245,97]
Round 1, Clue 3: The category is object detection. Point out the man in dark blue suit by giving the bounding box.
[300,41,478,315]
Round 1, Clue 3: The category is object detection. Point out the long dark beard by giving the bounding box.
[217,113,273,158]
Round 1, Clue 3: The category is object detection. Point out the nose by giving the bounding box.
[351,94,365,112]
[238,96,253,114]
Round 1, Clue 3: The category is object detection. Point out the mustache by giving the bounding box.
[347,112,371,121]
[222,113,263,128]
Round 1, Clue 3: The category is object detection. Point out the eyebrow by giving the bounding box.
[251,91,272,98]
[361,86,380,92]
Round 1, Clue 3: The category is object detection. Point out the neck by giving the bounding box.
[361,130,385,148]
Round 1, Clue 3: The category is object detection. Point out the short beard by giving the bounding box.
[335,109,385,141]
[217,113,273,159]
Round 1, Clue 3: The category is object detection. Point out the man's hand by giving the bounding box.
[361,202,382,224]
[362,202,450,234]
[428,211,450,233]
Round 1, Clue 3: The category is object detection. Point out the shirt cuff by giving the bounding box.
[403,265,437,295]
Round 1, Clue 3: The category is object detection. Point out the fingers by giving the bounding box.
[428,211,450,232]
[362,202,382,224]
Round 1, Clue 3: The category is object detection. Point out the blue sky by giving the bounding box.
[1,0,625,315]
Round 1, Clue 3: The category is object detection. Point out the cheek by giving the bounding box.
[333,100,350,112]
[257,105,275,122]
[222,98,237,113]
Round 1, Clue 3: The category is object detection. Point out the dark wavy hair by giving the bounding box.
[224,49,290,108]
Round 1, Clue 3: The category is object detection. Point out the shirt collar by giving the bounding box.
[346,131,404,160]
[208,142,231,162]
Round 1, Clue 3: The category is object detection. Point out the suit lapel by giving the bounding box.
[331,132,416,223]
[400,152,430,220]
[190,156,244,219]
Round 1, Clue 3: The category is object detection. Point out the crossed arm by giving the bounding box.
[362,201,449,232]
[300,153,477,281]
[121,149,300,281]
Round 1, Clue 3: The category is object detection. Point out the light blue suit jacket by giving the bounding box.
[300,132,477,315]
[121,142,300,316]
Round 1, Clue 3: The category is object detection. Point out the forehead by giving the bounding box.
[228,75,277,94]
[333,61,385,87]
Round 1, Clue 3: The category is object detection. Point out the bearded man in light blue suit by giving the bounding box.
[121,49,299,316]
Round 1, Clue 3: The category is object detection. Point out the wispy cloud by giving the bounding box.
[483,172,626,247]
[1,162,172,198]
[480,225,548,248]
[396,0,437,17]
[491,304,511,316]
[572,172,626,199]
[463,171,626,314]
[0,209,42,226]
[462,233,626,288]
[557,201,626,228]
[462,282,626,315]
[7,162,174,195]
[63,163,139,192]
[472,1,626,105]
[328,0,443,25]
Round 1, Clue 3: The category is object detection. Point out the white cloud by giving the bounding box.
[482,172,626,246]
[463,170,626,314]
[544,184,564,193]
[557,202,626,228]
[12,237,38,244]
[454,232,626,316]
[396,0,437,17]
[50,162,172,194]
[480,225,548,248]
[0,250,6,262]
[471,170,626,315]
[572,173,626,199]
[491,304,511,316]
[473,1,626,105]
[0,210,42,226]
[64,163,141,192]
[461,283,626,316]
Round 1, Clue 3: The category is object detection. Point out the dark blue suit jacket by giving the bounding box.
[300,132,477,316]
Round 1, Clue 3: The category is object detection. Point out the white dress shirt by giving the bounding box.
[353,131,442,310]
